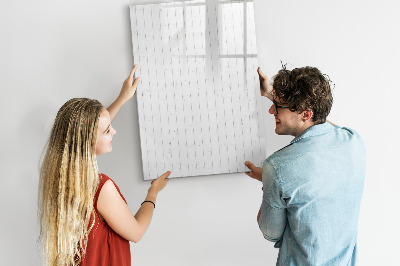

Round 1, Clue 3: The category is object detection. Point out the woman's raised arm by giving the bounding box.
[107,65,140,122]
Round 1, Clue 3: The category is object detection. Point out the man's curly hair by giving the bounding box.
[272,66,333,125]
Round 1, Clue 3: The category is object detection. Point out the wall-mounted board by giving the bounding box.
[129,0,265,180]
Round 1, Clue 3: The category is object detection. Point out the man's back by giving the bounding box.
[258,122,365,266]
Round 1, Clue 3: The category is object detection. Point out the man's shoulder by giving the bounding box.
[329,125,365,151]
[267,124,364,166]
[265,144,300,170]
[333,124,361,135]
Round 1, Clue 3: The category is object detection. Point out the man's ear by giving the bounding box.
[302,109,313,122]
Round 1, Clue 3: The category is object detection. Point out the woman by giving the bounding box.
[38,65,170,266]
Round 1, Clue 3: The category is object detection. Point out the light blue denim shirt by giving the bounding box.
[258,122,365,266]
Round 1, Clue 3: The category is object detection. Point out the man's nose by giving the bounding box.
[269,104,276,114]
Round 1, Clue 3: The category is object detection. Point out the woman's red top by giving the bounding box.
[80,173,131,266]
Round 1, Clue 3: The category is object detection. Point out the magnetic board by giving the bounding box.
[129,0,265,179]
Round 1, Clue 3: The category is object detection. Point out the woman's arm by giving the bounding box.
[97,171,170,243]
[107,65,140,122]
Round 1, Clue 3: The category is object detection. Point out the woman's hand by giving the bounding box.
[107,65,140,121]
[119,65,140,103]
[149,171,170,195]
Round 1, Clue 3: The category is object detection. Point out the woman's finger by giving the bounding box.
[129,65,138,78]
[131,77,140,88]
[158,171,171,180]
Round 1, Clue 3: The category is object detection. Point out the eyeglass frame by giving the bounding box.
[272,100,291,114]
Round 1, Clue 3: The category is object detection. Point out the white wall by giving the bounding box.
[0,0,398,265]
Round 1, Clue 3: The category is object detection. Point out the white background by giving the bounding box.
[0,0,399,265]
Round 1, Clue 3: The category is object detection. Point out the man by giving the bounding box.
[245,66,365,265]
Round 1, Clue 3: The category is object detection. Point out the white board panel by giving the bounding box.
[130,0,265,180]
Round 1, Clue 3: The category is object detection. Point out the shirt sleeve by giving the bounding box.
[258,159,287,246]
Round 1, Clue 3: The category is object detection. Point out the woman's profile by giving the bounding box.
[38,65,170,265]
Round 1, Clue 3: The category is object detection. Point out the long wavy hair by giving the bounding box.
[38,98,104,265]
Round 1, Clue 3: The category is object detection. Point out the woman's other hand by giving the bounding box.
[149,171,170,194]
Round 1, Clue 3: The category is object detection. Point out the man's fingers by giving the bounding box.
[245,161,256,171]
[257,67,266,79]
[245,172,255,178]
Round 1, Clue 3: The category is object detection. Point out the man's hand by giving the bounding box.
[119,65,140,103]
[258,67,274,101]
[245,161,262,182]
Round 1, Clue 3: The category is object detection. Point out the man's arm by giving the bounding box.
[257,160,287,245]
[244,160,285,239]
[107,65,140,122]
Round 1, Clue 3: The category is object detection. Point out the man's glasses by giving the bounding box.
[273,100,291,114]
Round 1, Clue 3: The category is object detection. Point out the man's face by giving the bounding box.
[268,98,305,137]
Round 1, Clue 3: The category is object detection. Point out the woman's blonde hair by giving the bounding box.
[38,98,104,265]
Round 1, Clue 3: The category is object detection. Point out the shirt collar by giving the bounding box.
[290,122,334,144]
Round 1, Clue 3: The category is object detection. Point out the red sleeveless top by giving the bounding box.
[81,173,131,266]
